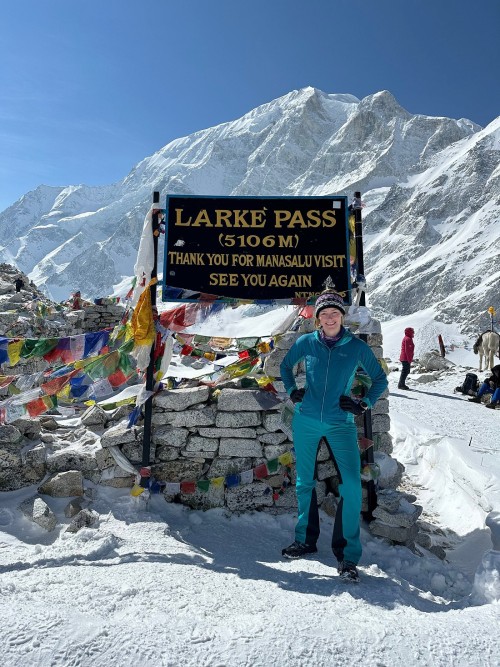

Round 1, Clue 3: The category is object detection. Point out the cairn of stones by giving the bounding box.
[0,263,124,383]
[95,313,425,551]
[0,275,429,552]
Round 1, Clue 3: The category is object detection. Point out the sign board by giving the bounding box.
[162,195,350,302]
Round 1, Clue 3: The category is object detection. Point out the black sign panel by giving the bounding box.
[162,195,350,302]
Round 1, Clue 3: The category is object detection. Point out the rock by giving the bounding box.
[415,531,432,549]
[121,440,155,463]
[0,424,23,450]
[23,444,47,469]
[373,432,393,455]
[19,495,57,531]
[369,519,418,544]
[100,422,141,448]
[152,406,216,428]
[375,451,404,489]
[263,444,291,460]
[317,460,338,481]
[107,405,131,423]
[372,498,423,528]
[215,411,261,428]
[419,352,454,371]
[197,426,257,439]
[99,472,135,488]
[39,417,60,431]
[219,438,262,458]
[45,447,98,477]
[262,348,288,377]
[415,373,439,384]
[153,425,189,447]
[262,412,283,432]
[154,385,210,411]
[39,470,84,497]
[11,417,41,440]
[64,498,84,518]
[0,448,45,490]
[258,432,287,445]
[94,446,115,470]
[207,457,253,478]
[155,445,182,462]
[217,388,281,411]
[321,493,338,517]
[152,460,204,482]
[273,485,298,509]
[81,405,108,427]
[65,508,99,533]
[429,545,447,560]
[376,489,403,513]
[179,483,225,510]
[225,482,274,512]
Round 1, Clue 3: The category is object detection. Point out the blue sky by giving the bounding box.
[0,0,498,211]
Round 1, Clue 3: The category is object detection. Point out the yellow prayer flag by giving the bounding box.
[278,452,293,466]
[7,340,23,366]
[57,384,71,400]
[256,375,275,387]
[211,477,224,488]
[131,279,157,346]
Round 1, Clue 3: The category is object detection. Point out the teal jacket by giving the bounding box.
[280,329,388,424]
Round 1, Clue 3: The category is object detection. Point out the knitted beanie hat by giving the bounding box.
[314,291,346,318]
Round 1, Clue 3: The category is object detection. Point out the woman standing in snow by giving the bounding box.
[280,290,388,581]
[398,327,415,390]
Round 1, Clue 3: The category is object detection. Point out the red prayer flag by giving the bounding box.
[41,370,77,396]
[27,397,47,418]
[253,463,268,479]
[180,481,196,494]
[108,369,128,387]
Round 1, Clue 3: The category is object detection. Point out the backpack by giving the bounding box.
[456,372,478,395]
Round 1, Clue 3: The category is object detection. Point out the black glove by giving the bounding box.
[290,388,306,404]
[339,395,367,415]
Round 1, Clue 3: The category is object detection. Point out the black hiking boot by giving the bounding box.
[338,560,360,583]
[282,541,317,559]
[485,403,498,409]
[398,385,410,390]
[468,396,481,403]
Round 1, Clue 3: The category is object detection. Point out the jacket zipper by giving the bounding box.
[320,346,332,422]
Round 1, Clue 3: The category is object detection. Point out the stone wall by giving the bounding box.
[64,303,125,336]
[0,302,125,383]
[1,312,431,553]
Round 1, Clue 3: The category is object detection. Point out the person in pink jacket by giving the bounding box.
[398,327,415,390]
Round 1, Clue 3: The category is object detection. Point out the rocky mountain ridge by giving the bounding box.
[0,86,498,333]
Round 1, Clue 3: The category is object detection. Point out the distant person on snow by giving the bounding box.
[279,289,388,582]
[71,291,83,310]
[14,276,24,293]
[398,327,415,390]
[468,364,500,409]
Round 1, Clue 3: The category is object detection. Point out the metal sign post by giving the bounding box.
[353,191,377,519]
[140,191,160,487]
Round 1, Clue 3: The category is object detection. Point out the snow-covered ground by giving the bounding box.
[1,318,499,666]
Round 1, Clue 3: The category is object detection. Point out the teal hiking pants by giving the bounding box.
[292,411,362,564]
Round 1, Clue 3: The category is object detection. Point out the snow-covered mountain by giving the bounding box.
[0,87,498,332]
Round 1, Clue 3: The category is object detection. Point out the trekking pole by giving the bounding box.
[353,191,377,519]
